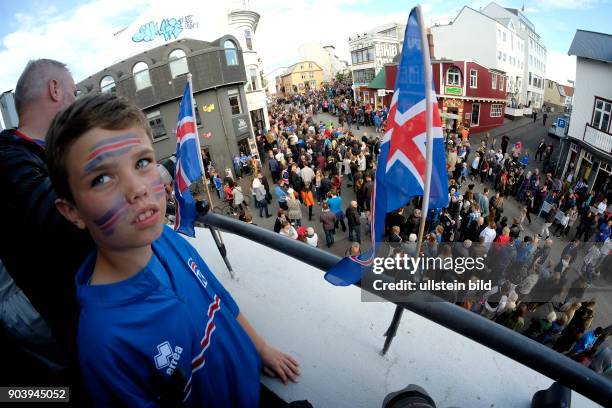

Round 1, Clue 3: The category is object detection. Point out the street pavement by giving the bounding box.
[201,110,609,331]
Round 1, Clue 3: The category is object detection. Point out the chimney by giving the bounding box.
[427,28,435,59]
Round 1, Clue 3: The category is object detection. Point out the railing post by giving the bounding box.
[381,306,404,355]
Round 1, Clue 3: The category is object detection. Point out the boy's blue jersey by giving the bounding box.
[75,226,261,407]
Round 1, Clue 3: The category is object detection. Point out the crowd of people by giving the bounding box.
[218,81,612,376]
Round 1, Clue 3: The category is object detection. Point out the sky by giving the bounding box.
[0,0,610,106]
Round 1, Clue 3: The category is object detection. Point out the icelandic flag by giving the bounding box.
[174,79,204,237]
[325,6,449,286]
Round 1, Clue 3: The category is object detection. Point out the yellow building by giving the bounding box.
[544,79,567,112]
[279,61,323,96]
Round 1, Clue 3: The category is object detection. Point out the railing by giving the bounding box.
[584,123,612,154]
[199,212,612,407]
[504,107,524,117]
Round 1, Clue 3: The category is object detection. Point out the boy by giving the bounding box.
[46,95,299,406]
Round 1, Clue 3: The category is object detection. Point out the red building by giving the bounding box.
[383,59,507,134]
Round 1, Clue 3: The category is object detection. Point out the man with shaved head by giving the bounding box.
[0,59,93,393]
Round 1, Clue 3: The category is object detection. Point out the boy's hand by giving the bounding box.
[260,344,300,384]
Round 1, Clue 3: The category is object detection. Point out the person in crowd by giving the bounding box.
[286,188,303,227]
[46,94,301,406]
[320,202,337,248]
[346,200,361,243]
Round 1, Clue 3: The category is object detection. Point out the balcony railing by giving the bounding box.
[583,123,612,154]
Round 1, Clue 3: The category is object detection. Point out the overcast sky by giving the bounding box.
[0,0,610,101]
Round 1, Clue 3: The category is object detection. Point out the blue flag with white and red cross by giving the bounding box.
[325,6,449,286]
[174,79,204,237]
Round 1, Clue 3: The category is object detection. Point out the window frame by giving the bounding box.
[491,73,497,90]
[446,67,461,86]
[469,69,477,88]
[592,97,612,132]
[224,40,239,66]
[228,88,242,116]
[490,104,503,118]
[132,62,151,91]
[100,75,116,94]
[169,49,189,79]
[146,110,166,140]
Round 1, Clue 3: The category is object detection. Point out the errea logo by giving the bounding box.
[187,257,208,288]
[154,341,183,375]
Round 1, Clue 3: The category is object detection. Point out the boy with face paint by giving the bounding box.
[47,95,300,407]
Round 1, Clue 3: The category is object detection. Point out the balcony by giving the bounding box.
[583,123,612,154]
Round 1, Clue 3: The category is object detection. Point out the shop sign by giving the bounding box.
[445,86,462,95]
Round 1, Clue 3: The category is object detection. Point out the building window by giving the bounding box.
[244,30,253,50]
[470,69,477,88]
[498,51,502,60]
[228,88,241,115]
[309,72,314,79]
[146,111,166,140]
[224,40,238,66]
[193,102,202,126]
[528,72,532,85]
[309,62,313,68]
[132,62,151,91]
[592,98,612,132]
[446,67,461,86]
[500,76,504,91]
[100,75,116,94]
[502,32,506,42]
[503,53,506,62]
[247,67,258,91]
[300,64,304,70]
[490,104,503,117]
[169,49,189,78]
[491,73,497,90]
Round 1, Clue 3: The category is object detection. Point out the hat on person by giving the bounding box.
[409,233,417,242]
[546,311,557,323]
[307,227,315,237]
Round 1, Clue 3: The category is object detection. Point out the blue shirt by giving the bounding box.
[76,226,261,407]
[327,196,343,215]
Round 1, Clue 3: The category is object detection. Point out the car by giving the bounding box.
[548,114,570,138]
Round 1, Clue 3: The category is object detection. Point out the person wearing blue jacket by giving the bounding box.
[46,95,300,407]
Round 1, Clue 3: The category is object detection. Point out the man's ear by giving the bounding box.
[48,79,61,103]
[55,198,86,229]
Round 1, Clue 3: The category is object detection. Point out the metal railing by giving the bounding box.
[199,212,612,407]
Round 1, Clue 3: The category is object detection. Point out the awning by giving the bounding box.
[440,112,461,119]
[367,69,386,89]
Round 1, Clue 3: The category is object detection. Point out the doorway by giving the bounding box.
[471,103,480,126]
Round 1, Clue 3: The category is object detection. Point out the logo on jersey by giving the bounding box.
[187,257,208,288]
[154,341,183,375]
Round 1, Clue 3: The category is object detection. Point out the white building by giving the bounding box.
[108,1,270,136]
[298,43,348,83]
[348,22,405,102]
[431,6,525,107]
[559,30,612,194]
[263,67,288,96]
[481,2,546,109]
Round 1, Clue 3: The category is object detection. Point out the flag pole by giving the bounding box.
[187,73,214,207]
[382,4,435,355]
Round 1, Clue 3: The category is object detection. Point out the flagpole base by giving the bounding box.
[381,306,404,355]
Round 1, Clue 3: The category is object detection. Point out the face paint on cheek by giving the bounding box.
[94,198,130,235]
[84,133,141,174]
[150,177,166,200]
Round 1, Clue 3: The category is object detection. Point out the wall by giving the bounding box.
[431,8,496,69]
[568,57,612,141]
[464,62,506,100]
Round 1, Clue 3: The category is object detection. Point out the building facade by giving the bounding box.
[279,62,324,96]
[383,59,507,134]
[264,66,288,96]
[544,79,568,113]
[348,22,405,103]
[431,6,524,108]
[298,43,349,82]
[109,2,271,143]
[481,2,546,109]
[558,30,612,197]
[77,37,256,178]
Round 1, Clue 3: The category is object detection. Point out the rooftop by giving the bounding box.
[568,29,612,64]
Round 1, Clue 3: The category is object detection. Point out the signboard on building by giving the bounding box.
[377,89,386,97]
[445,86,462,95]
[232,115,250,137]
[557,117,567,129]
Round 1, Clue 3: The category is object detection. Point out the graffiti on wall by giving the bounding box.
[132,15,199,43]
